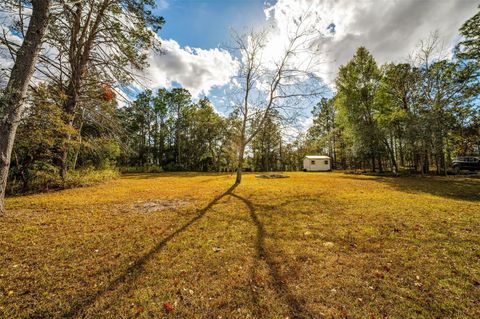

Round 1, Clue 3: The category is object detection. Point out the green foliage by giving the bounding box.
[8,166,119,195]
[9,85,71,192]
[250,110,283,171]
[335,47,384,170]
[305,98,340,165]
[46,0,165,86]
[79,137,121,169]
[64,168,119,188]
[8,82,124,194]
[119,165,163,173]
[457,6,480,61]
[305,38,479,174]
[119,88,235,172]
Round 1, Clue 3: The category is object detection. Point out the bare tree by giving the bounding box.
[0,0,51,215]
[231,18,325,184]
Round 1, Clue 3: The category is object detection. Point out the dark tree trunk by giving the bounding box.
[424,151,430,175]
[235,143,245,184]
[419,153,425,177]
[378,154,384,173]
[0,0,51,215]
[399,139,405,168]
[444,139,451,177]
[384,138,398,174]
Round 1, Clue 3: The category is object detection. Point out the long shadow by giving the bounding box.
[340,174,480,202]
[56,183,238,318]
[121,172,231,180]
[231,193,316,319]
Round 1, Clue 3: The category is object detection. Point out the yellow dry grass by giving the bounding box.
[1,172,479,318]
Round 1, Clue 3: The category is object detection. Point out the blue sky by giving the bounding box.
[157,0,269,49]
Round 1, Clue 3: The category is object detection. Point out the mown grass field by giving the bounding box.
[1,172,479,318]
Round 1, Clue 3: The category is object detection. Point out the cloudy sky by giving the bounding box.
[148,0,478,114]
[1,0,477,115]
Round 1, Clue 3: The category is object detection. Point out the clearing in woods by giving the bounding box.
[1,172,479,318]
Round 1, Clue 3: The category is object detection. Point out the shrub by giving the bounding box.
[7,168,119,195]
[119,165,164,173]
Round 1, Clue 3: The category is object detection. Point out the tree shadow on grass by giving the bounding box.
[55,183,239,318]
[120,172,231,180]
[340,175,480,202]
[231,193,316,319]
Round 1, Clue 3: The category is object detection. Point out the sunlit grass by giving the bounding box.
[1,172,479,318]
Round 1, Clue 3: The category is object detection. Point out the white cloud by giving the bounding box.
[143,39,239,97]
[263,0,478,87]
[157,0,169,11]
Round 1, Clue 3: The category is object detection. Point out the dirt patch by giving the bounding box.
[255,174,290,179]
[117,199,192,213]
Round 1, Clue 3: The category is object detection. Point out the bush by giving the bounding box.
[65,168,120,188]
[7,168,119,195]
[77,137,121,170]
[119,165,164,173]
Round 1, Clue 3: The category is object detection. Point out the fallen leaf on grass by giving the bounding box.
[135,306,144,315]
[163,302,174,313]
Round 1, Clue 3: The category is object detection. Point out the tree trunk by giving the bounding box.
[424,150,430,175]
[175,105,181,166]
[60,84,79,183]
[0,0,51,215]
[332,134,337,170]
[60,0,110,183]
[160,122,165,167]
[72,108,85,170]
[419,153,425,177]
[235,143,245,184]
[443,137,449,176]
[59,125,72,183]
[384,139,397,174]
[399,139,405,168]
[378,154,384,173]
[413,151,418,172]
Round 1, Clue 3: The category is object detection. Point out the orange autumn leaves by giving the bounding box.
[101,83,115,102]
[163,302,174,313]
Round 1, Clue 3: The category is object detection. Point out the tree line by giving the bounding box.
[118,89,302,173]
[119,88,237,171]
[303,36,479,175]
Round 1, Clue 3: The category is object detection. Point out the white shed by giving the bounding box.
[303,155,331,172]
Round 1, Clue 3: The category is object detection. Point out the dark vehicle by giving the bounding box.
[452,156,480,174]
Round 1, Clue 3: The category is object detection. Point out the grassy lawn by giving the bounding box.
[1,172,479,318]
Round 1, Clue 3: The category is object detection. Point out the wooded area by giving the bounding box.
[0,2,479,212]
[1,2,480,318]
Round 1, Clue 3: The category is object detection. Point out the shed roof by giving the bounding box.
[304,155,331,159]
